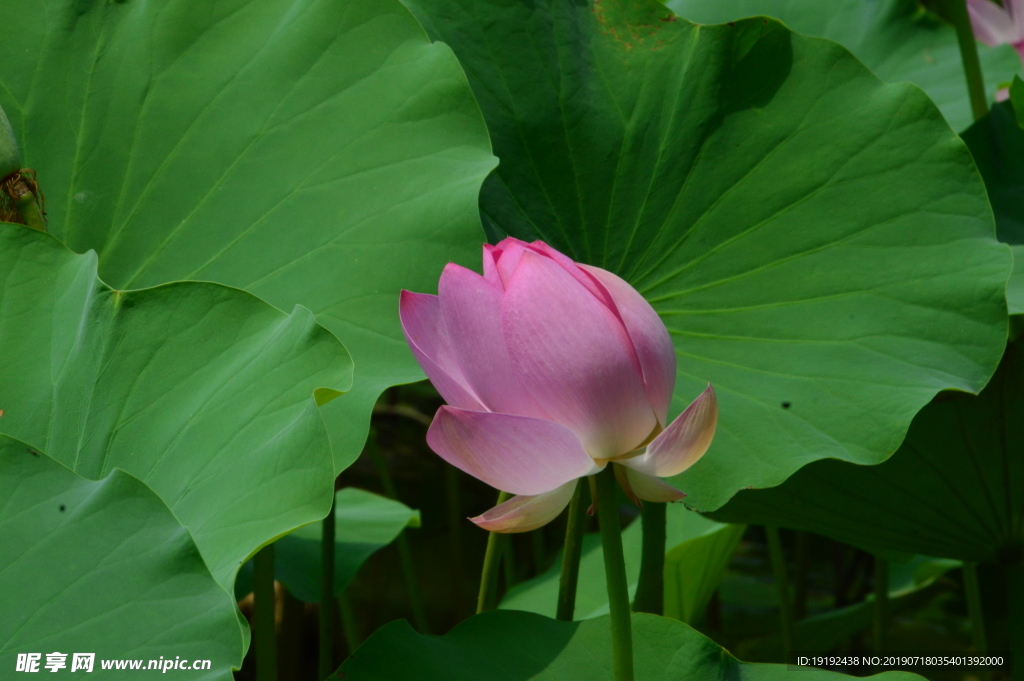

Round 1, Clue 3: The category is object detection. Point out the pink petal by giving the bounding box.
[399,291,485,411]
[496,238,619,313]
[968,0,1018,46]
[470,480,578,533]
[502,251,656,459]
[621,385,717,478]
[494,237,531,289]
[438,263,548,419]
[527,240,620,312]
[581,265,676,425]
[615,465,685,504]
[482,244,504,289]
[426,406,600,495]
[1012,0,1024,42]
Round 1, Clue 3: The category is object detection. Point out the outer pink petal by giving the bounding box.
[581,265,676,425]
[438,263,548,419]
[470,480,578,533]
[482,244,504,289]
[616,466,685,504]
[399,290,485,411]
[526,241,617,310]
[968,0,1017,46]
[502,251,656,459]
[426,406,600,495]
[621,385,717,478]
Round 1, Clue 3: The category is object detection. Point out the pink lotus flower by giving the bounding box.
[400,238,717,533]
[968,0,1024,64]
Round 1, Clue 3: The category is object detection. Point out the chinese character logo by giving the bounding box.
[44,653,67,673]
[16,653,41,672]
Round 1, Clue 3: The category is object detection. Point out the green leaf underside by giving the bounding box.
[961,100,1024,314]
[501,503,743,623]
[0,437,242,680]
[332,610,923,680]
[0,224,351,589]
[404,0,1010,511]
[709,338,1024,564]
[666,0,1021,133]
[0,0,497,474]
[235,487,420,602]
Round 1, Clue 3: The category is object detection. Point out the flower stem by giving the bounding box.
[337,589,361,655]
[319,494,336,680]
[766,525,794,663]
[253,544,278,681]
[1005,561,1024,681]
[503,533,517,592]
[477,490,511,613]
[557,478,589,621]
[963,562,991,681]
[935,0,988,120]
[596,465,634,681]
[873,556,888,654]
[367,435,431,633]
[444,465,469,616]
[633,501,666,615]
[794,531,810,620]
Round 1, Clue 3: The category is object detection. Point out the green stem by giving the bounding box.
[281,591,303,681]
[556,479,589,621]
[964,563,988,652]
[531,527,546,575]
[395,528,429,632]
[766,525,794,663]
[633,501,666,615]
[503,533,517,592]
[367,435,431,633]
[254,544,278,681]
[1005,561,1024,681]
[319,495,336,680]
[596,466,634,681]
[939,0,989,120]
[337,589,361,655]
[477,490,512,613]
[873,556,888,654]
[444,465,468,614]
[794,531,810,620]
[15,192,45,231]
[963,563,991,681]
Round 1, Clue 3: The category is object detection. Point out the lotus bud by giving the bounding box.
[400,238,718,533]
[0,104,46,231]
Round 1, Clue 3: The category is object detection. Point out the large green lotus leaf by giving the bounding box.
[332,610,922,680]
[709,338,1024,564]
[403,0,1011,511]
[0,0,497,473]
[234,487,420,602]
[0,224,351,588]
[500,504,742,623]
[961,100,1024,313]
[0,436,243,679]
[666,0,1020,132]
